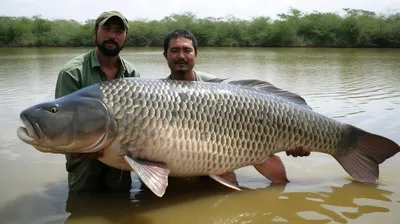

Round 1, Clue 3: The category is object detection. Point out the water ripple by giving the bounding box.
[0,47,400,224]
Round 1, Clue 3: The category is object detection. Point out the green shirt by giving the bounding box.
[55,49,140,99]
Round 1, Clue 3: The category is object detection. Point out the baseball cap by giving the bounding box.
[95,11,129,31]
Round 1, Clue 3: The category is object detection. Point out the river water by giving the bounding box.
[0,47,399,223]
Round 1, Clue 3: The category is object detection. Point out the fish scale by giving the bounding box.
[99,79,346,175]
[18,77,400,197]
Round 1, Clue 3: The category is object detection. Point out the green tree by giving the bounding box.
[0,8,399,48]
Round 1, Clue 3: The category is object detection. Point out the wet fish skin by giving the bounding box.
[99,78,346,173]
[17,78,400,197]
[97,78,400,195]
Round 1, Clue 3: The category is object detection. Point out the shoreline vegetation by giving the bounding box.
[0,8,399,48]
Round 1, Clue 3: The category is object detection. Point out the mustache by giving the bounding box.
[102,39,119,46]
[175,60,188,64]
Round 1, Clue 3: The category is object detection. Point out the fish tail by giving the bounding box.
[335,126,400,184]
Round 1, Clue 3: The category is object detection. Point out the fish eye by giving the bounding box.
[49,106,58,113]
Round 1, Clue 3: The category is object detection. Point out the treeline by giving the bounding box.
[0,8,399,48]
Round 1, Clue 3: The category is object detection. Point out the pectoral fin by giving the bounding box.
[210,172,241,191]
[254,155,289,184]
[123,155,170,197]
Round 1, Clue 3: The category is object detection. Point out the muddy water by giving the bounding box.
[0,47,399,224]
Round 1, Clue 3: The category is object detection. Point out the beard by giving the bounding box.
[96,38,125,57]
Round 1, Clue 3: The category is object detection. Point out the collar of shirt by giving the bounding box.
[90,49,127,78]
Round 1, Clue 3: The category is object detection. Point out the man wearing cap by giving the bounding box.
[55,11,140,192]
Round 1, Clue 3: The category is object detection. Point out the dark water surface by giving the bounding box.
[0,47,399,224]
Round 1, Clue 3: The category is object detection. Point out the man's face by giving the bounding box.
[95,17,127,57]
[164,37,197,74]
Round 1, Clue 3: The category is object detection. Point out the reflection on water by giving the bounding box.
[0,177,396,224]
[0,47,399,223]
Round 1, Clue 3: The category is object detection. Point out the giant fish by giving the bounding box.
[17,78,400,197]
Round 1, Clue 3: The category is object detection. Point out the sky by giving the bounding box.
[2,0,400,22]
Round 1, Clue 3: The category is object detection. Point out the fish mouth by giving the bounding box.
[17,114,44,143]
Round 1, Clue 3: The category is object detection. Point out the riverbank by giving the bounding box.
[1,8,399,48]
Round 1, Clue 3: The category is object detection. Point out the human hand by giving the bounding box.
[286,147,310,157]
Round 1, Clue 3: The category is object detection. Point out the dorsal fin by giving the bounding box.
[226,79,312,110]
